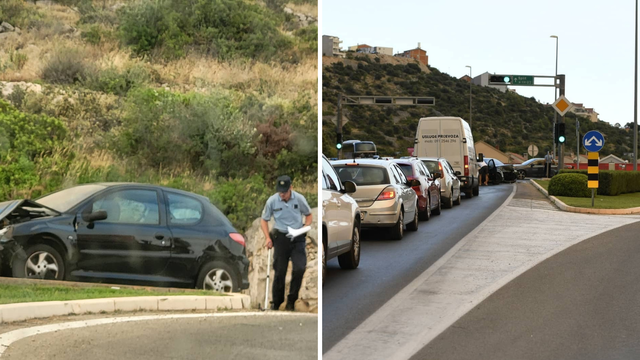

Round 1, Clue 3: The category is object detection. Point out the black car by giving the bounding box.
[484,158,518,184]
[0,183,249,293]
[513,158,558,179]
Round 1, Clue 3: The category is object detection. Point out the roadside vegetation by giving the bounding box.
[534,179,640,209]
[0,283,220,304]
[0,0,318,232]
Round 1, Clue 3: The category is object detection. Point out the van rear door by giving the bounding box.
[438,119,464,173]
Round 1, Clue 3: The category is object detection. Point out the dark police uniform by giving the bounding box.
[262,178,311,310]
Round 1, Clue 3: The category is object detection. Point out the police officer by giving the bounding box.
[261,175,312,311]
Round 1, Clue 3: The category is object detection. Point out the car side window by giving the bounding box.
[389,165,401,184]
[393,164,408,184]
[421,163,431,177]
[92,189,160,225]
[321,171,328,190]
[322,159,341,191]
[166,193,203,225]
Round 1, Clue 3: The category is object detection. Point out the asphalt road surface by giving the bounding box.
[323,183,514,353]
[2,314,317,360]
[412,220,640,360]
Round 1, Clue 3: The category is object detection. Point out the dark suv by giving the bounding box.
[0,183,249,293]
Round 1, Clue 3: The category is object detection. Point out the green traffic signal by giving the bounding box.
[558,136,566,143]
[336,143,342,150]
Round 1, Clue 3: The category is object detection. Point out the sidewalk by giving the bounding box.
[324,181,640,360]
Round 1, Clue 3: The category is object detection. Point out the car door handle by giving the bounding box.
[155,233,165,240]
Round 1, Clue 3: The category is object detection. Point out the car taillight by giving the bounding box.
[230,233,245,247]
[376,188,396,200]
[438,162,443,173]
[464,155,469,177]
[411,185,421,195]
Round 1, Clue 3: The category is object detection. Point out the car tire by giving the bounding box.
[493,173,503,185]
[322,238,327,286]
[472,184,479,196]
[389,210,404,240]
[517,170,526,180]
[453,188,462,205]
[419,196,431,221]
[12,244,65,280]
[406,204,419,231]
[196,260,239,293]
[432,194,442,215]
[338,220,361,269]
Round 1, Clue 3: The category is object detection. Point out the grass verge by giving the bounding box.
[0,283,221,305]
[534,180,640,209]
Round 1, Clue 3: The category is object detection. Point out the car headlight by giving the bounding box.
[0,226,13,242]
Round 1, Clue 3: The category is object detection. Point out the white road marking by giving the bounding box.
[0,312,317,357]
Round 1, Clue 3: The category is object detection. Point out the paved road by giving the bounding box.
[413,220,640,360]
[2,314,317,360]
[323,183,514,352]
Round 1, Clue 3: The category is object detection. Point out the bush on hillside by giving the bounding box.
[82,64,151,96]
[548,173,591,198]
[0,0,44,28]
[41,47,90,84]
[118,0,293,61]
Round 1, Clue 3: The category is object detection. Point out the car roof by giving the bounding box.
[331,159,393,167]
[82,182,210,202]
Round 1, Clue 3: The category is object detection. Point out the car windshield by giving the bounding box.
[396,164,414,178]
[335,166,390,186]
[36,184,107,213]
[521,159,538,166]
[421,160,439,174]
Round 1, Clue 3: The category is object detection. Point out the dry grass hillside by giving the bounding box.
[0,0,318,231]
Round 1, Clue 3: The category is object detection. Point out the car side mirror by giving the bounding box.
[342,180,357,194]
[433,172,442,179]
[530,164,535,168]
[455,171,461,176]
[410,179,421,187]
[477,153,484,162]
[83,210,108,223]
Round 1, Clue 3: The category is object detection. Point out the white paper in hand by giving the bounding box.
[287,226,311,239]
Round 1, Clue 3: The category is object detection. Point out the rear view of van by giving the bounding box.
[413,117,481,198]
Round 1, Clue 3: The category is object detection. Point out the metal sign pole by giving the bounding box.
[576,120,580,170]
[592,189,595,207]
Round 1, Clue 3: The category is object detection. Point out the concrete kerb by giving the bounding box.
[529,179,640,215]
[0,294,251,324]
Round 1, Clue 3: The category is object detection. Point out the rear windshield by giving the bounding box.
[355,143,376,152]
[335,166,390,186]
[421,160,439,174]
[397,164,414,178]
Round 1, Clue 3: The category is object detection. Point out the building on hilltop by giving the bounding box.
[395,42,428,66]
[348,44,394,56]
[322,35,345,58]
[570,103,599,123]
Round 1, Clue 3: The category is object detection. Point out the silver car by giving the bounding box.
[419,157,462,209]
[332,159,419,240]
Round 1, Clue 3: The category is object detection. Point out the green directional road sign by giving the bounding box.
[511,75,534,85]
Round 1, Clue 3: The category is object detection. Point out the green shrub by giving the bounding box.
[548,173,591,197]
[81,24,103,45]
[559,169,640,195]
[0,100,67,161]
[118,0,292,61]
[41,47,89,84]
[0,0,44,28]
[9,51,28,70]
[82,64,150,95]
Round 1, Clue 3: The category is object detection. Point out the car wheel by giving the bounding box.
[472,184,479,196]
[419,196,431,221]
[453,187,461,205]
[406,204,419,231]
[196,261,238,293]
[433,194,442,215]
[517,170,526,180]
[389,210,404,240]
[493,173,503,185]
[338,220,361,269]
[322,238,327,286]
[12,244,65,280]
[443,189,453,209]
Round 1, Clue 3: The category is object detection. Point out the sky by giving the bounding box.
[321,0,637,127]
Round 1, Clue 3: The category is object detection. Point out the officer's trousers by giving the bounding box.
[271,230,307,309]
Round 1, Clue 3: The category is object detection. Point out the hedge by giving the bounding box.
[558,169,640,196]
[548,173,591,198]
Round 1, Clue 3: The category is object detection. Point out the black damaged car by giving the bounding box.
[0,183,249,293]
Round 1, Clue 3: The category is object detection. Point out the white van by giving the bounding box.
[413,116,482,198]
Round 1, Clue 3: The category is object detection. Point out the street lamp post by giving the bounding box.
[551,35,558,162]
[466,65,472,130]
[635,0,638,171]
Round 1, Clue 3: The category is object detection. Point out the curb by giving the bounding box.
[0,294,251,324]
[529,180,640,215]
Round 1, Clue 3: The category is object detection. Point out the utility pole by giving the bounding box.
[337,94,343,159]
[635,0,638,171]
[558,74,566,170]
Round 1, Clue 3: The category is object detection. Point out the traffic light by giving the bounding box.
[489,75,511,84]
[555,123,566,144]
[336,133,343,149]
